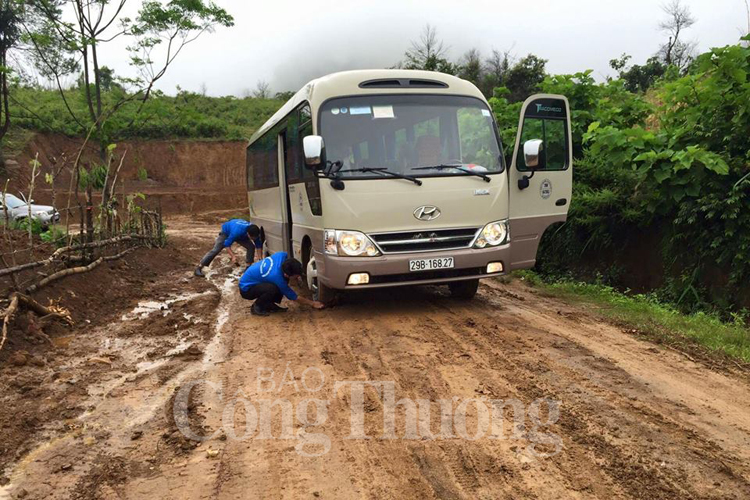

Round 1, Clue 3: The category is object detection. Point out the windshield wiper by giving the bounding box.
[338,167,423,186]
[412,164,491,182]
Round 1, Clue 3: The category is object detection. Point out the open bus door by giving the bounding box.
[278,131,294,256]
[507,94,573,270]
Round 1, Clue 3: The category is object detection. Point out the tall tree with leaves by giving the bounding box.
[505,54,547,102]
[0,0,20,163]
[22,0,233,156]
[458,48,482,87]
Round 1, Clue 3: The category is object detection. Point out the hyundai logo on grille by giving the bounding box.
[413,206,441,221]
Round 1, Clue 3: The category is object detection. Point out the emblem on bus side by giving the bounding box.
[540,179,552,199]
[414,205,441,221]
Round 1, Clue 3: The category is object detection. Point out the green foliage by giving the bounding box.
[12,216,43,234]
[9,85,283,140]
[78,163,108,190]
[516,271,750,363]
[610,54,667,92]
[529,37,750,315]
[137,166,148,181]
[504,54,547,103]
[40,224,66,246]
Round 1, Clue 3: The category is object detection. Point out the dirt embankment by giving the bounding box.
[1,214,749,499]
[5,133,248,215]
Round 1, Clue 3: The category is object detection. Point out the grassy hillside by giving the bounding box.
[9,87,283,141]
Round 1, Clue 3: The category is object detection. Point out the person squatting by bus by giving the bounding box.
[238,251,325,316]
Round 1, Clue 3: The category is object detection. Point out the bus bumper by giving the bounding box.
[316,244,511,290]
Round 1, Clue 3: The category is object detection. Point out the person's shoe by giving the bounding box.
[194,266,205,277]
[268,303,288,313]
[251,304,270,316]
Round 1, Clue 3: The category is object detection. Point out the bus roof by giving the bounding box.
[248,69,486,145]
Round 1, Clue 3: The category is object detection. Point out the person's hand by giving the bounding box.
[230,255,238,266]
[312,301,325,310]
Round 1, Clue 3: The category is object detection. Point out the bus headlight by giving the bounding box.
[324,229,381,257]
[474,220,509,248]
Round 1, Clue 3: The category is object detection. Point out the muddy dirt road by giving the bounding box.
[2,214,750,499]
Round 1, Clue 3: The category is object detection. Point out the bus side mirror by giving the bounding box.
[518,139,544,190]
[303,135,325,169]
[523,139,544,169]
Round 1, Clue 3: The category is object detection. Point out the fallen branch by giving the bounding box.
[14,293,74,326]
[0,294,19,352]
[26,257,104,294]
[0,259,51,278]
[103,247,134,262]
[50,235,133,259]
[0,236,143,278]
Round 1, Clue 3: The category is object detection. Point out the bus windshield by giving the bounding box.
[319,95,503,178]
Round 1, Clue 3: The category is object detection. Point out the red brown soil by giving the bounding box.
[7,133,248,215]
[0,214,748,499]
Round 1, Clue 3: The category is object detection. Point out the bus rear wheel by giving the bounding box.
[448,279,479,300]
[305,255,336,305]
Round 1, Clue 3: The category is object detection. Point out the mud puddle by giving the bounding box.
[0,263,240,499]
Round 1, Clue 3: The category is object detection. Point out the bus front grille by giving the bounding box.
[369,227,480,254]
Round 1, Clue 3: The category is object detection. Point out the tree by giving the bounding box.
[610,54,666,93]
[657,0,697,71]
[22,0,234,156]
[505,54,547,102]
[458,48,482,87]
[480,48,513,97]
[274,90,295,101]
[253,80,271,99]
[0,0,20,154]
[402,24,457,74]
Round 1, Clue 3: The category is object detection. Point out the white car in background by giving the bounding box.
[0,194,60,227]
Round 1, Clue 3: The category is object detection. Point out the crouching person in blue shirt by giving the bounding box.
[239,252,325,316]
[195,219,262,277]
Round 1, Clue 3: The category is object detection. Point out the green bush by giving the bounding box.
[526,37,750,315]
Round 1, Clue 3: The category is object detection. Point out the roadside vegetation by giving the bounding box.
[9,86,283,140]
[517,271,750,365]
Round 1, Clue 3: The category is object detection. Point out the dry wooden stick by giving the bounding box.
[50,235,133,259]
[0,294,19,352]
[0,236,136,278]
[103,247,134,262]
[25,257,104,294]
[13,293,74,325]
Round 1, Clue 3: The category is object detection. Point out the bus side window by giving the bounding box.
[246,145,255,190]
[286,112,302,183]
[516,117,567,171]
[298,105,322,216]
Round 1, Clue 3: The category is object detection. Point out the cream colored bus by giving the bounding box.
[246,70,572,302]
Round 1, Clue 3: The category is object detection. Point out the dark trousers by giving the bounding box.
[200,232,254,267]
[241,283,283,311]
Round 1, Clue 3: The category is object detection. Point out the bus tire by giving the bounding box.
[316,281,336,305]
[305,254,336,305]
[449,279,479,300]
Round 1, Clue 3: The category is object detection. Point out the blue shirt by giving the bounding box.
[239,252,298,300]
[221,219,261,248]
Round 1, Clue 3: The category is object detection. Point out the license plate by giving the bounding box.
[409,257,454,272]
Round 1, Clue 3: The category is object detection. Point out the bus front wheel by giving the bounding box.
[448,279,479,300]
[305,255,335,305]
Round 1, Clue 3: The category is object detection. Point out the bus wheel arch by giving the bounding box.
[301,237,335,305]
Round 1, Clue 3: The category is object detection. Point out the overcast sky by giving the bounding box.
[99,0,747,97]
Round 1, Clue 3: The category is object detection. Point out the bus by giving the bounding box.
[246,70,572,303]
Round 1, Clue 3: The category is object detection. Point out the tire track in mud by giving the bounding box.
[9,215,749,499]
[195,279,750,499]
[475,282,750,498]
